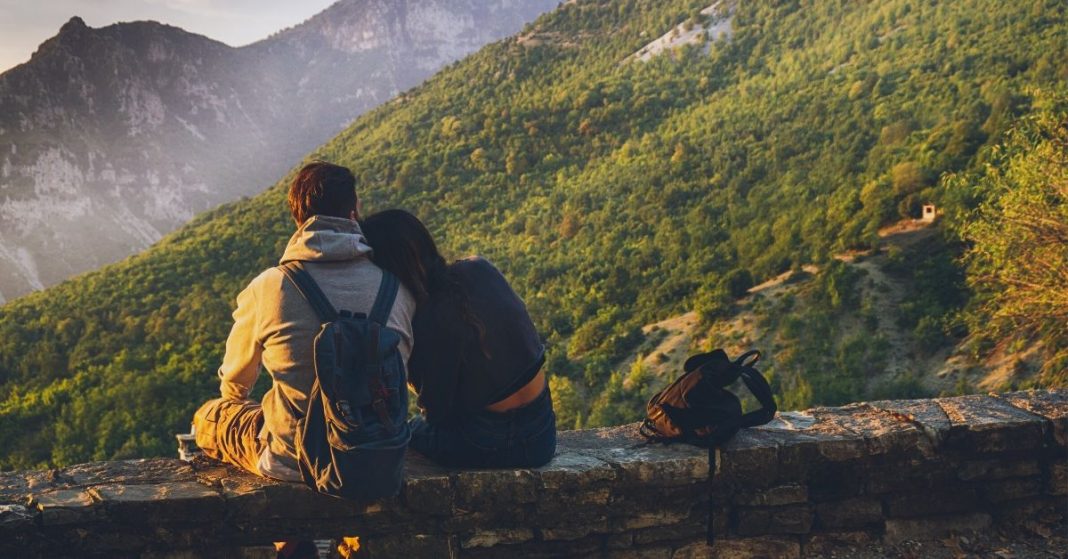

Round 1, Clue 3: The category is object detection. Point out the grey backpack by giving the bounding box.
[278,261,410,501]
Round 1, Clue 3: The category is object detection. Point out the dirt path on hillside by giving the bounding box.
[618,220,962,395]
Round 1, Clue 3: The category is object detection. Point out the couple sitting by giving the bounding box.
[191,161,556,483]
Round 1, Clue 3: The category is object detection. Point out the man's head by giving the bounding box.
[287,161,359,226]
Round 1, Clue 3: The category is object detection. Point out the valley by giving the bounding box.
[0,0,1064,469]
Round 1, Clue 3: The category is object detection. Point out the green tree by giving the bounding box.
[891,161,927,195]
[960,92,1068,383]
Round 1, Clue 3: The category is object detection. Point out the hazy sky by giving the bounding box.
[0,0,337,73]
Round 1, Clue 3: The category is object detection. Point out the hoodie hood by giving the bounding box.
[279,215,374,264]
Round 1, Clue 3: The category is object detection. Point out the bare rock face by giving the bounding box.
[0,0,559,302]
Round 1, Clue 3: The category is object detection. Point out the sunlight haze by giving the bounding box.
[0,0,336,73]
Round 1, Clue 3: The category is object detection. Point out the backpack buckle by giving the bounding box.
[336,400,359,426]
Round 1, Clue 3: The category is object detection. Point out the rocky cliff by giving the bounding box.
[0,0,559,303]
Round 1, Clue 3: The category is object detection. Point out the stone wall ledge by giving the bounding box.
[1,389,1065,558]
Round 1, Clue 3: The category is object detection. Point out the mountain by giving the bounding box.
[0,0,1065,469]
[0,0,560,303]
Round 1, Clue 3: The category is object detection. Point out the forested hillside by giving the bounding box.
[1,0,1065,469]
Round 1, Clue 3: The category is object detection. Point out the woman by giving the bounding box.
[361,209,555,468]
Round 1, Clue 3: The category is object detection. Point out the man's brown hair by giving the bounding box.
[287,162,358,225]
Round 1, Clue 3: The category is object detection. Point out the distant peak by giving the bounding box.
[60,16,88,34]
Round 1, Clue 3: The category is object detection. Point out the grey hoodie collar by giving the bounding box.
[279,215,374,264]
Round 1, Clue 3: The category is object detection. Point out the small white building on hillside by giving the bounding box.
[921,204,937,223]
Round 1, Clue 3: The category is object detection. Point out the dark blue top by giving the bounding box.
[407,257,545,425]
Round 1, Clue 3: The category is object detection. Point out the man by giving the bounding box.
[192,161,416,482]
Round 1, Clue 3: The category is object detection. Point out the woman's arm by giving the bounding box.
[408,309,465,425]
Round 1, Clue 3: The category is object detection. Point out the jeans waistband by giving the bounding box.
[475,386,551,422]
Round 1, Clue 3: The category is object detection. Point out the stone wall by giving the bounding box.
[1,390,1065,558]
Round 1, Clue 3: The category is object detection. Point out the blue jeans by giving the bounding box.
[409,388,557,468]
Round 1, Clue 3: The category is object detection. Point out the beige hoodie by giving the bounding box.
[217,216,416,480]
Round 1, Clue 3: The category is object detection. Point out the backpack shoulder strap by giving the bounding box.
[278,261,338,322]
[369,270,400,326]
[738,366,777,428]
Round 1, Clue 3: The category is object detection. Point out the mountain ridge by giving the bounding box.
[0,0,560,302]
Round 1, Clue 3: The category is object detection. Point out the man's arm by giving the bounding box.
[218,275,264,400]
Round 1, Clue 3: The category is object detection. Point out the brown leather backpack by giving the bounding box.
[640,349,776,447]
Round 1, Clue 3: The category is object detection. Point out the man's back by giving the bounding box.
[214,215,416,479]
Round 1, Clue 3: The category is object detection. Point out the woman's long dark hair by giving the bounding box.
[361,209,489,356]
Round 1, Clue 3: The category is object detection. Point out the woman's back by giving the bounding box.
[360,209,556,468]
[408,256,544,424]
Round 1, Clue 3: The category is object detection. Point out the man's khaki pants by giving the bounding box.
[193,398,266,476]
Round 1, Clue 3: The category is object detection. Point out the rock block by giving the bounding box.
[716,431,780,487]
[957,459,1041,481]
[868,398,952,448]
[465,536,603,559]
[670,540,714,559]
[534,486,611,521]
[815,498,883,529]
[735,505,814,535]
[363,533,456,557]
[865,457,956,494]
[606,533,635,549]
[885,487,979,518]
[978,477,1043,503]
[195,459,366,523]
[732,484,807,507]
[539,521,609,541]
[89,482,224,524]
[1050,462,1068,496]
[884,513,991,544]
[707,535,801,559]
[802,531,877,556]
[403,472,454,515]
[33,488,100,525]
[537,451,616,492]
[610,547,673,559]
[455,469,537,507]
[559,425,709,488]
[806,461,866,501]
[772,409,868,462]
[770,431,821,483]
[61,459,197,487]
[218,476,271,520]
[257,479,365,521]
[631,520,710,545]
[937,395,1047,453]
[991,495,1063,524]
[998,389,1068,446]
[460,528,535,549]
[617,507,693,531]
[0,469,52,505]
[0,504,35,533]
[812,404,931,458]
